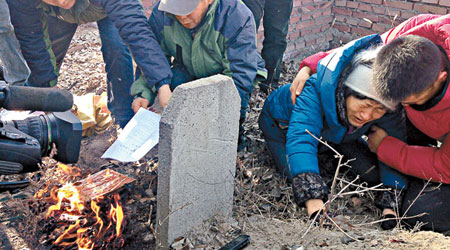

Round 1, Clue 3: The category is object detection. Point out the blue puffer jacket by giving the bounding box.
[265,35,407,187]
[6,0,172,88]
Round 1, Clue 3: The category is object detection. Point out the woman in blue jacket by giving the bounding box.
[259,35,408,229]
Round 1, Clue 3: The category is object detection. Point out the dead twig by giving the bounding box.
[326,214,360,242]
[353,212,428,227]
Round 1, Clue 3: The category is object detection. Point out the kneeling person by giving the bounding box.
[259,35,407,229]
[131,0,267,150]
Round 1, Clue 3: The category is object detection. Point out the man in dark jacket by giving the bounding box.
[6,0,173,127]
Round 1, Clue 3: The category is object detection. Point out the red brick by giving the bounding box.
[290,16,301,24]
[335,15,346,22]
[293,0,303,7]
[335,0,346,7]
[400,11,418,19]
[347,1,359,8]
[386,9,401,17]
[334,24,351,32]
[315,16,333,25]
[440,0,450,7]
[385,0,414,10]
[359,19,373,28]
[311,27,322,34]
[321,23,331,31]
[359,3,373,12]
[312,11,322,18]
[141,0,153,8]
[414,4,448,14]
[352,27,373,36]
[422,0,439,4]
[373,6,386,14]
[301,13,313,20]
[373,23,390,33]
[360,0,383,4]
[301,6,316,12]
[301,28,313,36]
[289,31,301,40]
[352,12,380,22]
[346,17,359,26]
[322,8,332,16]
[297,20,316,29]
[333,7,353,16]
[378,16,395,24]
[319,1,333,9]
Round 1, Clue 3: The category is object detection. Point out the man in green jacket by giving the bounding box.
[131,0,266,150]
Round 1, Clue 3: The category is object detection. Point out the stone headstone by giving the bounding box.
[156,74,240,248]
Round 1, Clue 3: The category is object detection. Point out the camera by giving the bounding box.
[0,81,82,190]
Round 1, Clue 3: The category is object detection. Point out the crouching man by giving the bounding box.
[131,0,267,151]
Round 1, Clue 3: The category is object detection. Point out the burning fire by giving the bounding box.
[37,164,127,249]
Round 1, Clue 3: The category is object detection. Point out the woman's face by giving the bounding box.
[345,96,387,128]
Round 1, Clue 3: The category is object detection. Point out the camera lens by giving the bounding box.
[3,111,82,163]
[4,115,50,156]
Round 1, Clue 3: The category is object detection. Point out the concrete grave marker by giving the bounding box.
[156,74,240,248]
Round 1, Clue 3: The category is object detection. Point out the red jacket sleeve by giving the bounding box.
[377,135,450,183]
[298,51,330,74]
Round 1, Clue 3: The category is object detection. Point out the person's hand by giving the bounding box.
[290,66,312,104]
[368,125,388,153]
[132,97,149,113]
[157,84,172,108]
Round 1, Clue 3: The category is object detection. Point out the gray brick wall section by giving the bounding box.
[142,0,450,64]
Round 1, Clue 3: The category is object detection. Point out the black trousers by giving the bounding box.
[242,0,293,85]
[401,179,450,233]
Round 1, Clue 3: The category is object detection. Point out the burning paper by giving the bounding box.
[76,169,135,202]
[101,108,160,162]
[41,169,135,249]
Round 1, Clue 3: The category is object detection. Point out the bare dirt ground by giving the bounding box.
[1,24,449,250]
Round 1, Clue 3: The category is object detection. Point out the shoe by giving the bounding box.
[380,214,397,230]
[309,210,333,228]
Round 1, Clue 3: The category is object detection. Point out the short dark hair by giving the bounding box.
[373,35,443,102]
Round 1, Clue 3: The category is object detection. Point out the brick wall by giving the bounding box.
[141,0,450,61]
[332,0,450,49]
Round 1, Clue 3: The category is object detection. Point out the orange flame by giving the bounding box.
[112,194,124,239]
[46,183,84,218]
[34,181,50,199]
[40,171,126,249]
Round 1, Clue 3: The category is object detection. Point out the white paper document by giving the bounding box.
[102,108,160,162]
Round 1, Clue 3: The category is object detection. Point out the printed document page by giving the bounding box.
[102,108,160,162]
